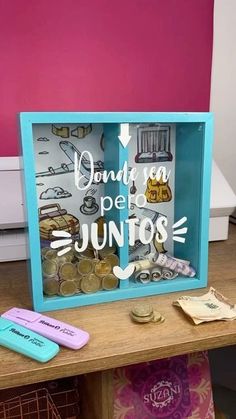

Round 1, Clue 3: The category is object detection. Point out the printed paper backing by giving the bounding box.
[128,124,175,256]
[33,123,104,234]
[113,351,215,419]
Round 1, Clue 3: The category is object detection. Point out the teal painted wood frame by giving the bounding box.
[19,112,213,312]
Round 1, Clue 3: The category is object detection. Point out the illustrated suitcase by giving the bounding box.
[39,204,80,240]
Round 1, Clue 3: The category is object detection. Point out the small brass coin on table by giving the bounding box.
[77,259,93,275]
[59,262,77,280]
[150,310,162,322]
[59,280,77,296]
[131,303,153,318]
[94,260,112,277]
[43,277,59,296]
[130,304,164,324]
[80,274,101,294]
[102,274,118,290]
[130,312,154,323]
[103,254,119,269]
[151,313,165,324]
[42,259,58,277]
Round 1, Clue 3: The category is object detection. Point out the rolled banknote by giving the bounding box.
[131,258,156,272]
[173,287,236,324]
[150,267,162,281]
[134,269,150,284]
[161,268,178,280]
[153,253,196,277]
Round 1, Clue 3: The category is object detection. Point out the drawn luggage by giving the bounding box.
[39,204,80,240]
[145,176,172,203]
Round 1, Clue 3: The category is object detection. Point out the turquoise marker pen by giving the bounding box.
[0,317,59,362]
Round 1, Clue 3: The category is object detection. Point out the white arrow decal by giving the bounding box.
[118,123,131,148]
[113,264,135,280]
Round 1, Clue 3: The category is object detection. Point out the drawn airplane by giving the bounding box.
[36,141,105,183]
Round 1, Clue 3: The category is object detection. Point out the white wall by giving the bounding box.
[210,0,236,194]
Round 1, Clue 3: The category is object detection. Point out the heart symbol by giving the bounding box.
[113,264,134,280]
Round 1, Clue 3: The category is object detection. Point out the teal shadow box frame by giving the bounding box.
[20,112,213,312]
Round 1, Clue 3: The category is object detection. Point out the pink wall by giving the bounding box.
[0,0,214,156]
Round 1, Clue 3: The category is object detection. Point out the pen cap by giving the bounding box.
[0,318,13,330]
[0,317,59,362]
[2,308,41,326]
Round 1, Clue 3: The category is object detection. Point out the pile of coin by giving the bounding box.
[130,303,165,324]
[41,244,120,297]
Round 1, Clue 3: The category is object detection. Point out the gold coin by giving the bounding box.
[77,259,93,275]
[102,274,118,290]
[56,255,68,266]
[73,273,82,282]
[43,277,59,296]
[41,247,51,259]
[74,248,95,260]
[42,259,58,277]
[59,262,77,280]
[94,260,112,277]
[151,314,165,324]
[132,304,153,318]
[74,240,95,259]
[45,249,58,260]
[99,245,117,258]
[59,280,77,297]
[150,310,162,322]
[64,249,75,262]
[87,241,95,250]
[75,240,94,251]
[98,277,103,290]
[72,274,82,293]
[130,312,154,323]
[103,254,119,269]
[74,288,82,295]
[80,274,101,294]
[92,258,100,267]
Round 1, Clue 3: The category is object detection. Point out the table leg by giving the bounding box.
[79,369,114,419]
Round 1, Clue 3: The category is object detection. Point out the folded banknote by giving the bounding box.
[173,287,236,324]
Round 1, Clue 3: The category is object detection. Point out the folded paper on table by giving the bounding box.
[173,287,236,324]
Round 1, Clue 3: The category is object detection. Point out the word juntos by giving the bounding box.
[73,216,168,253]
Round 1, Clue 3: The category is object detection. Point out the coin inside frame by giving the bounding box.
[77,259,94,275]
[80,274,101,294]
[59,262,77,280]
[102,274,119,290]
[59,280,77,297]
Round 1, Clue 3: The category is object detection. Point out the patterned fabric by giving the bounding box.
[113,351,215,419]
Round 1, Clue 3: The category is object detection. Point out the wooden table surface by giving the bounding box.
[0,225,236,390]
